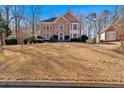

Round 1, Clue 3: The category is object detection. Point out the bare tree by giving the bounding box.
[28,6,42,36]
[99,10,110,29]
[49,9,56,18]
[112,6,119,21]
[118,6,124,48]
[86,12,97,41]
[0,11,6,49]
[75,9,85,36]
[11,5,25,38]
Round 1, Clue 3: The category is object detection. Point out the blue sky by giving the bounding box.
[41,5,121,19]
[25,5,121,20]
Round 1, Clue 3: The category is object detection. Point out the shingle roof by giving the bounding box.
[41,17,58,22]
[70,20,80,23]
[40,12,80,23]
[100,24,115,34]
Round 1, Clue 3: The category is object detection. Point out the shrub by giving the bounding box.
[81,35,88,42]
[24,39,28,44]
[52,35,58,40]
[70,38,81,42]
[24,36,36,44]
[49,37,58,42]
[36,40,43,43]
[64,35,70,41]
[37,36,43,39]
[5,38,17,45]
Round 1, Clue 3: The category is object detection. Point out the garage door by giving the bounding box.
[106,31,116,41]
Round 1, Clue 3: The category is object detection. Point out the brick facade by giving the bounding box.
[40,11,82,40]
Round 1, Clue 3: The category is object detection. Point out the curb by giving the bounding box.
[0,80,124,87]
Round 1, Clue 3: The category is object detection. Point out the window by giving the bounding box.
[59,24,64,30]
[43,34,45,38]
[50,26,52,30]
[46,34,49,39]
[44,25,52,31]
[70,24,73,30]
[44,34,50,40]
[73,24,78,30]
[46,26,49,30]
[73,34,77,38]
[44,26,45,30]
[70,34,72,38]
[70,23,78,30]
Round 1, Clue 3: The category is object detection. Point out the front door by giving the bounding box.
[59,33,64,41]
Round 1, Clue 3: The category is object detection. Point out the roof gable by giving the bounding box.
[99,18,119,34]
[64,11,79,22]
[100,24,115,34]
[40,11,80,23]
[54,16,69,23]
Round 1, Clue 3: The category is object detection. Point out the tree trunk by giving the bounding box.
[5,5,10,38]
[5,25,9,37]
[0,34,3,51]
[120,36,124,49]
[0,34,3,45]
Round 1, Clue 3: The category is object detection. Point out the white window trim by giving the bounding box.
[70,23,79,31]
[44,25,53,31]
[59,24,64,30]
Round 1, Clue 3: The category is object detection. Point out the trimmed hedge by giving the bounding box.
[70,38,81,42]
[53,35,58,40]
[24,36,44,44]
[81,35,88,42]
[24,36,36,44]
[5,39,17,45]
[37,36,43,39]
[64,35,70,41]
[49,37,58,42]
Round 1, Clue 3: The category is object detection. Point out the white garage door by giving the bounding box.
[106,31,116,41]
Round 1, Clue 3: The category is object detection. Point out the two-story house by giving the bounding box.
[40,11,82,41]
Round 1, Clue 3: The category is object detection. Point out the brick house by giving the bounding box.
[40,11,82,41]
[97,17,124,42]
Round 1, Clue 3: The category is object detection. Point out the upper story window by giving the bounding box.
[44,25,52,31]
[44,26,46,30]
[50,26,52,30]
[70,23,78,30]
[46,25,49,30]
[73,24,78,30]
[59,24,64,30]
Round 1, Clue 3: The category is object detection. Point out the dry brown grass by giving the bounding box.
[0,43,124,83]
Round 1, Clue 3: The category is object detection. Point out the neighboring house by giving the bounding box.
[10,25,32,38]
[40,11,82,41]
[11,24,36,38]
[97,17,124,42]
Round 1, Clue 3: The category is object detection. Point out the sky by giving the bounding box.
[4,5,121,21]
[38,5,121,19]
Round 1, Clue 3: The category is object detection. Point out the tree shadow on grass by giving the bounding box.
[112,47,124,56]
